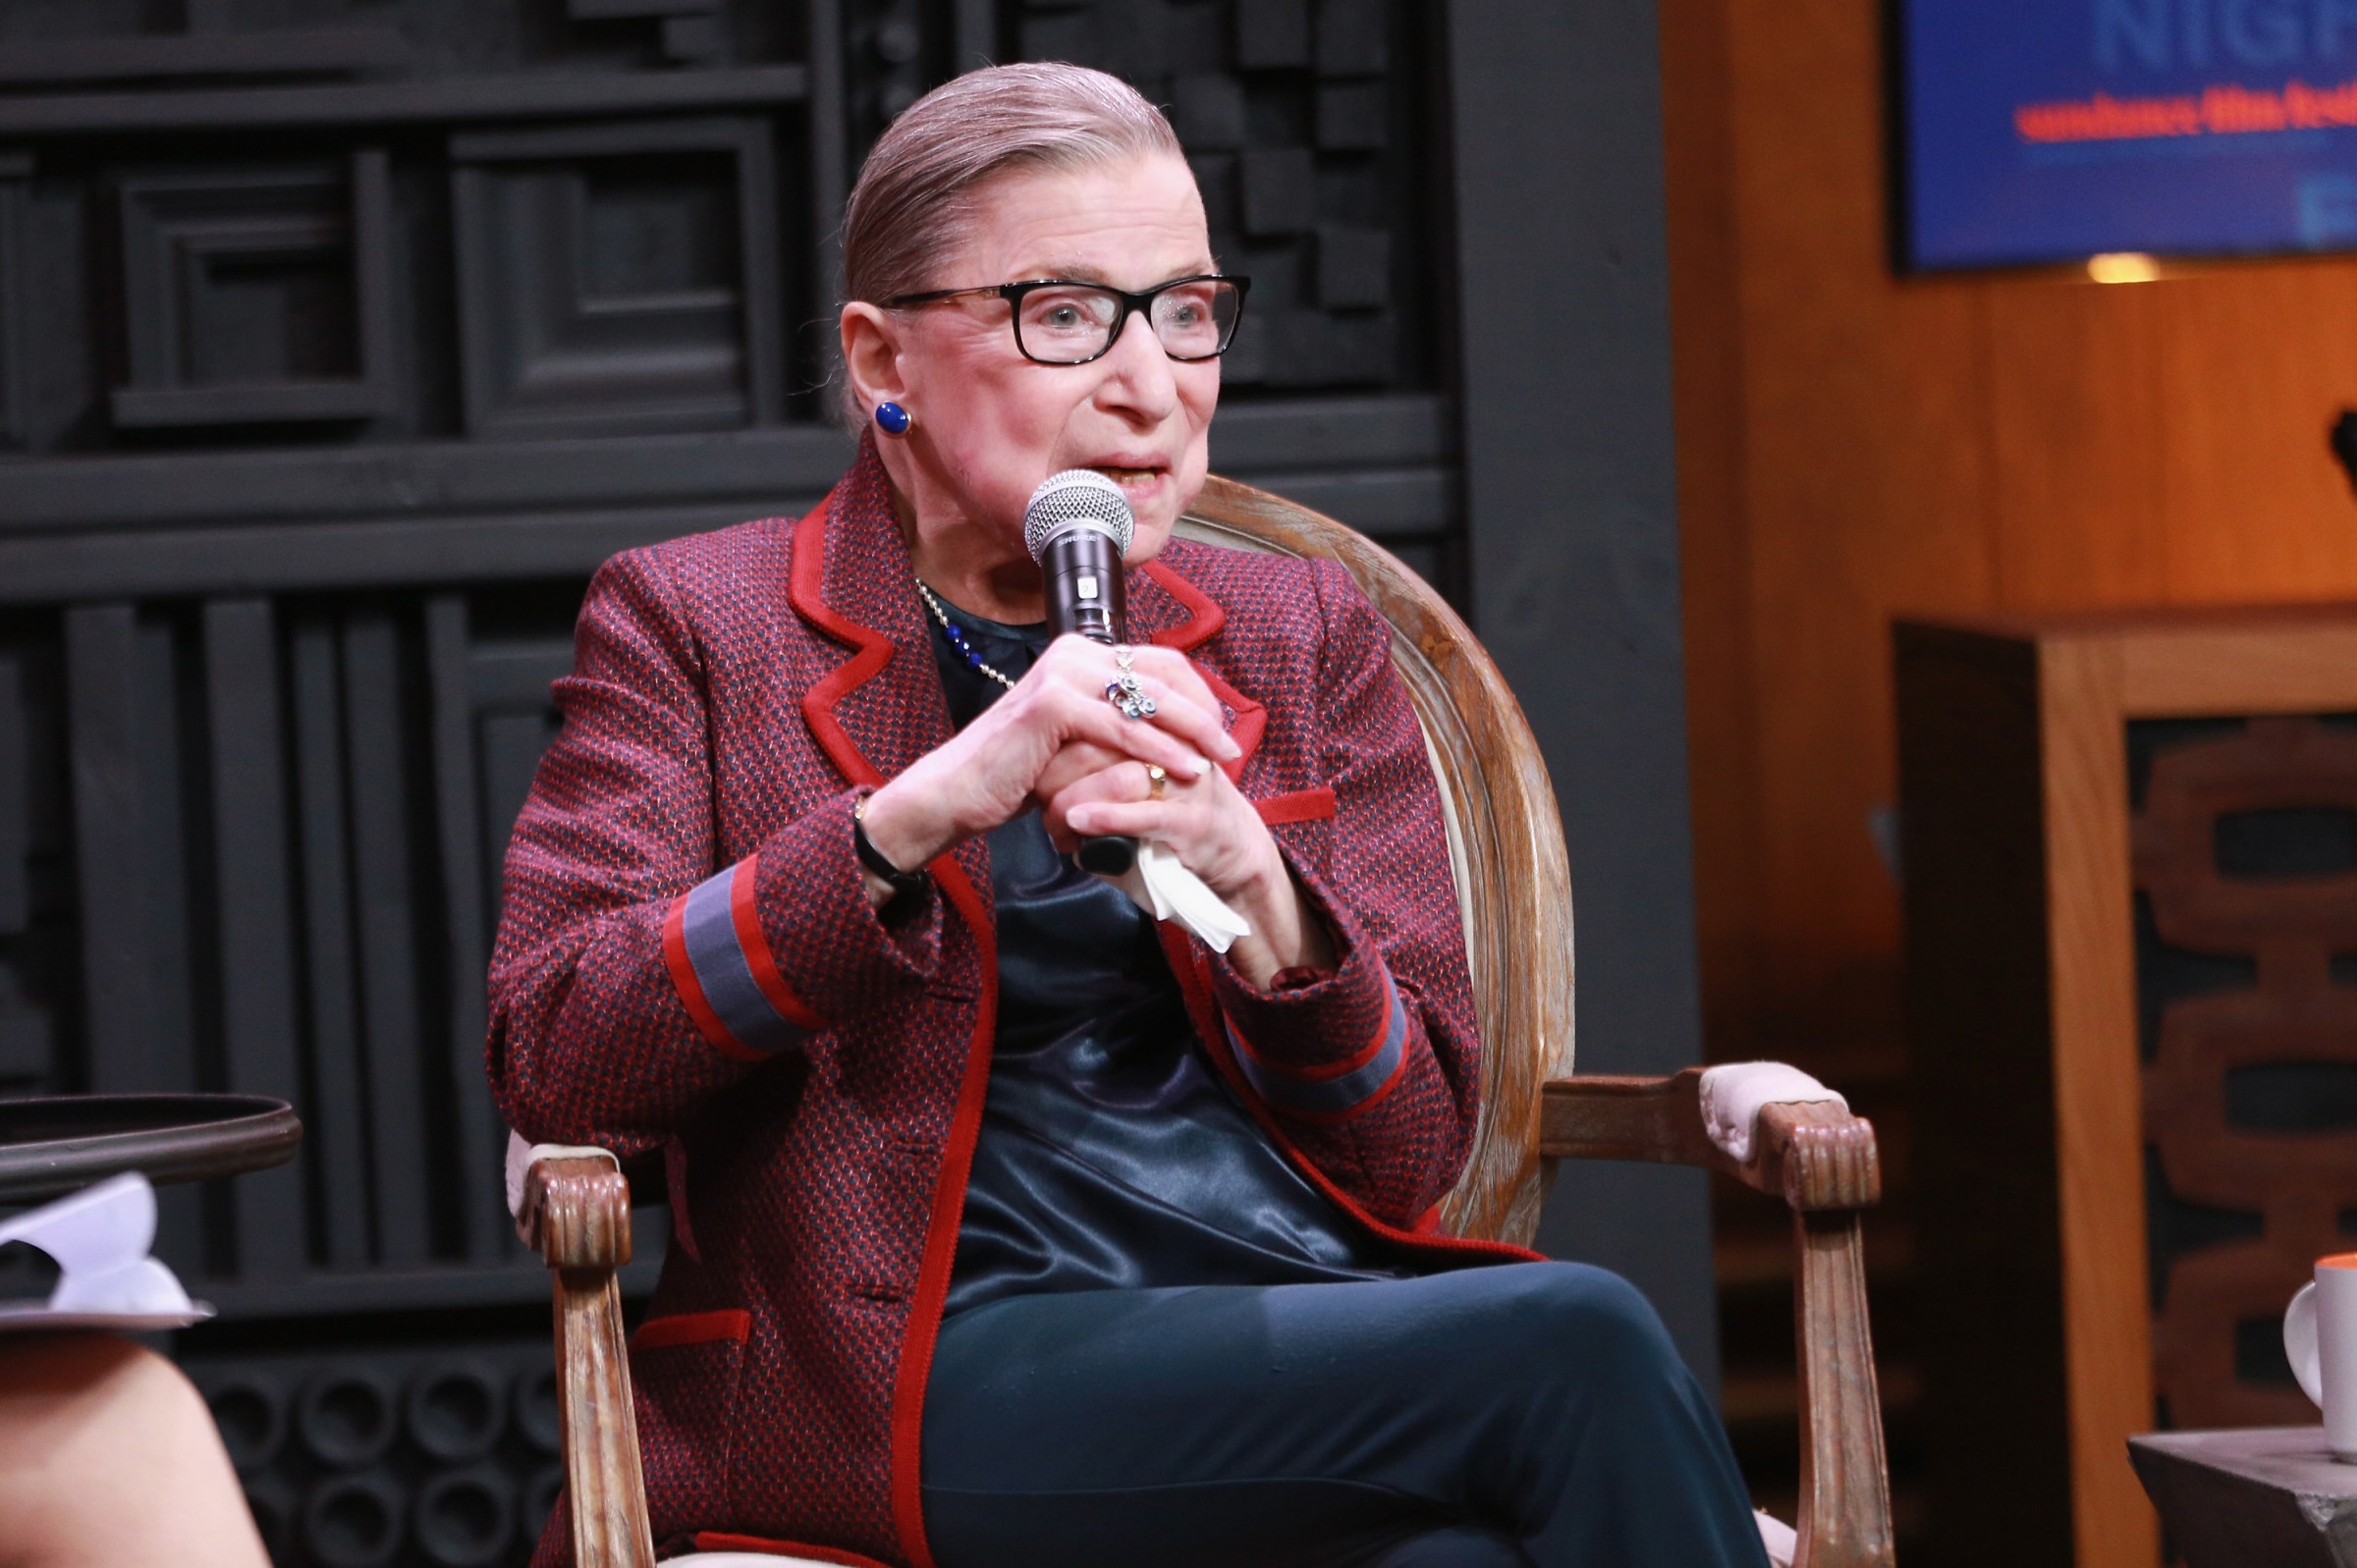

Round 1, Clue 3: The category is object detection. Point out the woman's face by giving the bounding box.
[848,151,1221,565]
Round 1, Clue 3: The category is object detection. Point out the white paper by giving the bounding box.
[1108,841,1253,953]
[0,1172,211,1332]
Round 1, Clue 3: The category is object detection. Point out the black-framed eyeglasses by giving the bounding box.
[881,274,1251,365]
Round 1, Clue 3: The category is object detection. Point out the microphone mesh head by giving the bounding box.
[1023,469,1136,563]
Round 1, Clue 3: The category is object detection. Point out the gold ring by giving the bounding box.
[1145,764,1168,800]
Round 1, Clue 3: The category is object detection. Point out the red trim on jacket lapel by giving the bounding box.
[1137,554,1266,779]
[1137,557,1224,649]
[791,536,889,789]
[886,866,994,1568]
[784,445,991,1568]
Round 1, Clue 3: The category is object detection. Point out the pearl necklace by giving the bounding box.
[913,579,1017,690]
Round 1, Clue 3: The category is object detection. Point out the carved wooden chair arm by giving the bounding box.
[1538,1065,1882,1211]
[1539,1066,1895,1568]
[520,1154,634,1268]
[521,1152,656,1568]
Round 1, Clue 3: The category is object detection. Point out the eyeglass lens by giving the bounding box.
[1014,281,1241,363]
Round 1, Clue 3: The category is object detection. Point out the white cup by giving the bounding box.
[2284,1255,2357,1459]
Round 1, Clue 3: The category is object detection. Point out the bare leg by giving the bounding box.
[0,1333,267,1568]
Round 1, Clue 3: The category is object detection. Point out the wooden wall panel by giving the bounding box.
[2151,267,2357,600]
[1660,0,1759,1043]
[1672,4,2357,1113]
[1721,0,1993,1008]
[1668,0,2357,1555]
[1984,286,2169,612]
[1678,2,2357,1046]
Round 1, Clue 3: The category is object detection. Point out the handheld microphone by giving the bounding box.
[1024,469,1140,876]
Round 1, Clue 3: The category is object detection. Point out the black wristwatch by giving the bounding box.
[853,794,928,903]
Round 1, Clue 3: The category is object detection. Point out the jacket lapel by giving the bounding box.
[788,434,953,792]
[1136,552,1267,778]
[787,460,1269,793]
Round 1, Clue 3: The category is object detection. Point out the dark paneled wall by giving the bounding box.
[1444,1,1718,1389]
[0,4,1470,1564]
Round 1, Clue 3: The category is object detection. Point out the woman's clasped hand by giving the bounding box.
[859,633,1334,986]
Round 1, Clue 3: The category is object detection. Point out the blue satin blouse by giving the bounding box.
[926,598,1412,1321]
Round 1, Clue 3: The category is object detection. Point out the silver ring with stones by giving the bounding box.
[1105,670,1157,721]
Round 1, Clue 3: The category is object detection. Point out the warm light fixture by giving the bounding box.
[2086,251,2163,284]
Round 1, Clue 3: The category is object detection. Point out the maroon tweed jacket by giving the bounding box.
[489,438,1536,1568]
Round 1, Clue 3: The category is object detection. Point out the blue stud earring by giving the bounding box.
[874,402,911,435]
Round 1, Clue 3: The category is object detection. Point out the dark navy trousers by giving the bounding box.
[919,1262,1771,1568]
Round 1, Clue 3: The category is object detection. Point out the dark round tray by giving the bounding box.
[0,1094,302,1204]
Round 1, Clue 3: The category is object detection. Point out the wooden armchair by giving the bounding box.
[517,476,1895,1568]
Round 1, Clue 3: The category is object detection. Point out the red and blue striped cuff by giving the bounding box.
[662,859,822,1062]
[1227,960,1408,1119]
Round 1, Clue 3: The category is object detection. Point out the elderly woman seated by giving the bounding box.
[489,62,1767,1568]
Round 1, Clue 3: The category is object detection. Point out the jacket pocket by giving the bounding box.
[630,1309,749,1538]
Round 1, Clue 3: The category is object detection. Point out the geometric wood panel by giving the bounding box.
[2136,715,2357,1431]
[337,604,437,1269]
[42,587,593,1296]
[0,19,411,90]
[0,641,33,1084]
[111,151,395,428]
[202,597,309,1283]
[285,608,388,1273]
[0,397,1458,605]
[0,617,65,1098]
[452,118,783,440]
[0,152,27,449]
[185,1339,567,1568]
[424,594,508,1268]
[569,0,729,66]
[1899,609,2357,1568]
[460,633,575,937]
[62,601,211,1276]
[1012,0,1423,392]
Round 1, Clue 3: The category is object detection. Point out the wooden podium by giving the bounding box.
[1896,606,2357,1568]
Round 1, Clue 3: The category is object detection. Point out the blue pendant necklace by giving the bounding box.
[913,579,1016,690]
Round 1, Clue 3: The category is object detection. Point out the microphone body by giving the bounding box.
[1024,470,1141,876]
[1039,525,1128,645]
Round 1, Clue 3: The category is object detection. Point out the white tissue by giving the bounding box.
[504,1132,620,1230]
[1112,841,1254,953]
[1699,1062,1847,1163]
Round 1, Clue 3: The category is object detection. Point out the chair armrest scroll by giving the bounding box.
[1538,1066,1881,1212]
[519,1155,633,1270]
[1755,1101,1881,1213]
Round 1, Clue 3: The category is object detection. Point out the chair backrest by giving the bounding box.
[1177,476,1577,1246]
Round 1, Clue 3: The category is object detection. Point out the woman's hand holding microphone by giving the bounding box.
[855,636,1333,990]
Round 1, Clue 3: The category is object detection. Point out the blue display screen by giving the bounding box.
[1905,0,2357,268]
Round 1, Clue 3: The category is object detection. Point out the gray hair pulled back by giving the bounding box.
[837,63,1183,417]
